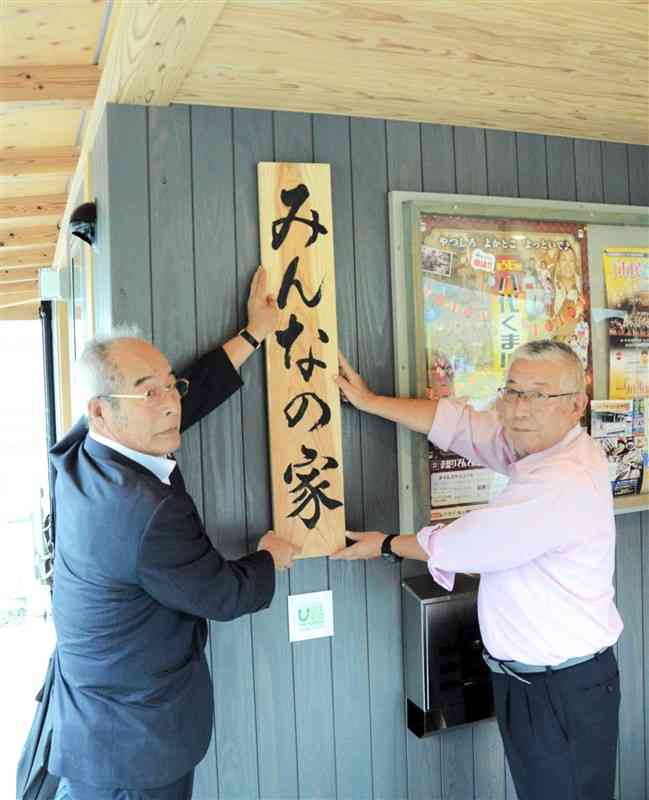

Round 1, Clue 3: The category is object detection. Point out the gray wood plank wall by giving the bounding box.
[90,104,649,800]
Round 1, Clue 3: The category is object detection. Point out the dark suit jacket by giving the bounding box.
[49,347,275,790]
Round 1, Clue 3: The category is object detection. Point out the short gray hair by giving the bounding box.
[75,323,146,408]
[508,339,586,393]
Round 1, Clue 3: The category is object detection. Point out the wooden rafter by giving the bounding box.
[0,267,41,283]
[0,246,54,269]
[0,65,99,111]
[0,224,58,249]
[0,193,67,221]
[54,0,227,268]
[0,146,80,177]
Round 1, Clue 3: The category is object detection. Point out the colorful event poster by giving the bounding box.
[603,249,649,399]
[419,216,591,520]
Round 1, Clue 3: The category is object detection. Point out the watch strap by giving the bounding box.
[239,328,261,350]
[381,534,403,562]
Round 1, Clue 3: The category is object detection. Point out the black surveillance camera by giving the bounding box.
[69,201,97,248]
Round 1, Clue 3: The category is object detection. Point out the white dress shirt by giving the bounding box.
[88,430,176,486]
[416,397,624,666]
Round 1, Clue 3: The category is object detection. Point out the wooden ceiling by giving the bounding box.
[1,0,648,320]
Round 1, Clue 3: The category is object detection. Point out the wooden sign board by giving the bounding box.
[258,162,345,558]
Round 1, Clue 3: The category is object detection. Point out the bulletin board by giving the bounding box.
[388,192,649,532]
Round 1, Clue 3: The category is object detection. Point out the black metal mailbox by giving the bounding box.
[402,573,494,737]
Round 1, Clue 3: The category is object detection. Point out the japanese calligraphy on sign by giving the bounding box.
[419,215,592,520]
[258,162,345,557]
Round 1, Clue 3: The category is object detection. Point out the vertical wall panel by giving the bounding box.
[454,127,487,195]
[313,113,374,800]
[95,101,649,800]
[616,513,647,800]
[602,143,630,204]
[486,131,518,198]
[351,116,408,800]
[231,108,299,800]
[628,145,649,206]
[273,111,337,799]
[191,105,251,800]
[516,133,548,200]
[546,137,577,201]
[575,139,604,203]
[421,124,456,194]
[92,105,152,337]
[643,511,649,800]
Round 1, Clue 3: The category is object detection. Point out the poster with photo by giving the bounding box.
[419,215,591,519]
[602,248,649,399]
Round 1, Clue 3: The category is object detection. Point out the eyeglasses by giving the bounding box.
[497,387,577,404]
[100,378,190,403]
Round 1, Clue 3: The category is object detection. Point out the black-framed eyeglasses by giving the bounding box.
[100,378,190,403]
[497,387,577,404]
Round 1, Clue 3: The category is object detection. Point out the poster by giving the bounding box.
[602,249,649,398]
[591,400,645,496]
[419,215,591,519]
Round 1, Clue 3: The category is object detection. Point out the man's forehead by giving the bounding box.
[506,358,563,387]
[111,339,171,382]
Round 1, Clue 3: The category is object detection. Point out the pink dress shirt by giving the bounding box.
[416,397,624,666]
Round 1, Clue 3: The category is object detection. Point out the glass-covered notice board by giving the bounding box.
[388,193,649,530]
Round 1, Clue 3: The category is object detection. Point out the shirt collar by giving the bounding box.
[88,429,176,485]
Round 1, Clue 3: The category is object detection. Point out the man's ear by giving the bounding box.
[87,397,107,432]
[573,392,589,419]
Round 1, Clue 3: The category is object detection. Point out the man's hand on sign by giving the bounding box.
[257,531,299,570]
[247,266,280,342]
[334,352,376,413]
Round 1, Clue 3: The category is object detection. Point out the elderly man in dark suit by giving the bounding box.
[50,267,297,800]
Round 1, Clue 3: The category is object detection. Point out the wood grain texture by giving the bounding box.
[0,193,66,221]
[258,160,345,557]
[0,145,79,177]
[0,245,53,268]
[0,224,58,249]
[179,1,649,144]
[0,0,105,67]
[0,64,99,109]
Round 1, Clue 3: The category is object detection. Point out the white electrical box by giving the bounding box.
[39,268,69,300]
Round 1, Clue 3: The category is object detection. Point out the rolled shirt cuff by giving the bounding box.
[416,525,456,591]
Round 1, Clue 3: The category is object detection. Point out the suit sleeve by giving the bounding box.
[178,347,244,432]
[136,493,275,620]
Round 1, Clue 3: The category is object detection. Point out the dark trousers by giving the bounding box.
[492,647,620,800]
[53,770,194,800]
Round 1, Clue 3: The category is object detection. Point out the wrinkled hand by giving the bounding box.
[329,531,386,560]
[246,266,280,342]
[333,352,376,413]
[258,531,299,570]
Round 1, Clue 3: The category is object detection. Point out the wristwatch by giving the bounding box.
[239,328,261,350]
[380,534,403,563]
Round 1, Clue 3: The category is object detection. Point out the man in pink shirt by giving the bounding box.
[332,340,622,800]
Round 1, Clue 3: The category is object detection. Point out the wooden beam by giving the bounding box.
[0,224,58,249]
[0,65,99,110]
[0,146,80,177]
[0,290,40,309]
[0,301,40,321]
[0,267,41,283]
[54,0,227,268]
[0,246,54,269]
[0,280,38,295]
[0,193,66,221]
